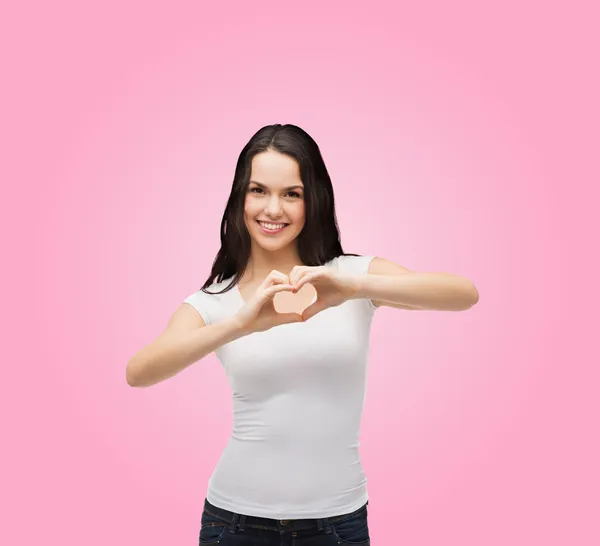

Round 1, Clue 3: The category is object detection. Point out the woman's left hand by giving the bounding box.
[289,265,360,321]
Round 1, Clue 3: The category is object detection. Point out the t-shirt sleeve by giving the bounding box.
[182,290,214,325]
[336,254,378,312]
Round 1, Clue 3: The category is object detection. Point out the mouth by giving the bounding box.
[256,220,289,234]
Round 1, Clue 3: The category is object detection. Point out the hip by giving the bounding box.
[198,497,371,546]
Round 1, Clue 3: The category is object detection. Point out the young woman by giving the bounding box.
[126,124,479,545]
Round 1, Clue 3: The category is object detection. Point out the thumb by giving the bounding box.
[275,312,304,326]
[302,300,329,321]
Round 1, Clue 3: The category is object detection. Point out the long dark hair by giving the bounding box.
[201,123,358,294]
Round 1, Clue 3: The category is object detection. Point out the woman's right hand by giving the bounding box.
[233,270,303,335]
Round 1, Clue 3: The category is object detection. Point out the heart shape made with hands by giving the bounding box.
[273,282,317,315]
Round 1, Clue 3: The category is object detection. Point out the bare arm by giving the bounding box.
[362,256,479,311]
[126,303,246,388]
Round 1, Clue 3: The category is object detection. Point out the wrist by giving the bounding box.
[225,315,253,339]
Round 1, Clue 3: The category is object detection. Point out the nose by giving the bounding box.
[264,195,283,218]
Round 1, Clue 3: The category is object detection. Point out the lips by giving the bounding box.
[257,220,289,234]
[257,220,289,226]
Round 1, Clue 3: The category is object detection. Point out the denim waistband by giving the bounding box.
[203,498,368,533]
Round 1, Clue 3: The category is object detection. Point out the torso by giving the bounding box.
[182,255,377,519]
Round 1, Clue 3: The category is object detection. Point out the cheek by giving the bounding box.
[244,198,259,217]
[291,202,305,222]
[243,203,257,229]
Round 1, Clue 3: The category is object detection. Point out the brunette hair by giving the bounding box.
[201,123,358,294]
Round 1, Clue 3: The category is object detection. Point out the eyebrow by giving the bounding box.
[249,181,304,191]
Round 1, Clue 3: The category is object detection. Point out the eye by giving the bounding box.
[287,191,301,198]
[249,187,264,194]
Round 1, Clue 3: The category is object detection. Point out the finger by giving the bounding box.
[267,276,289,289]
[263,283,295,299]
[261,270,289,289]
[290,269,306,291]
[294,272,320,291]
[289,266,307,287]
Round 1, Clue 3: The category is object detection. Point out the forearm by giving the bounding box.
[352,272,479,311]
[126,316,246,387]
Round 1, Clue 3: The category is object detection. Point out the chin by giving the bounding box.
[256,236,296,250]
[256,232,301,250]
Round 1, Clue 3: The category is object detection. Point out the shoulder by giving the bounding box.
[363,256,413,275]
[182,277,236,325]
[333,254,377,275]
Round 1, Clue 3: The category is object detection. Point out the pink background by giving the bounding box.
[2,1,599,544]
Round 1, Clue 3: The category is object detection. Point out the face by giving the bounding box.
[244,150,306,252]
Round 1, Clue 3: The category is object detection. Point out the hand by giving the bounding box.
[234,270,303,335]
[289,265,360,321]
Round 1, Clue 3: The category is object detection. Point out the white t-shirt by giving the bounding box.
[182,254,377,519]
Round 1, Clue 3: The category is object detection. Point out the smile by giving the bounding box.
[257,220,289,234]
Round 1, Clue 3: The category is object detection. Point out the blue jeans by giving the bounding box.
[198,498,371,545]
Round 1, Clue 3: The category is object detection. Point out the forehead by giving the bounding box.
[250,151,303,187]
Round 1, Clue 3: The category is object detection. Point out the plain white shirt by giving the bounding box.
[183,254,377,518]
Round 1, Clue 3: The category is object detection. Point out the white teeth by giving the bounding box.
[259,221,287,230]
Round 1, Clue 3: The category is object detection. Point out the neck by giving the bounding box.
[242,243,304,282]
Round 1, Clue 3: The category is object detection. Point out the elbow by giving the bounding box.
[467,283,479,308]
[126,359,143,387]
[453,280,479,310]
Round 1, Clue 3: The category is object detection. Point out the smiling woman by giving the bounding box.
[126,122,478,546]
